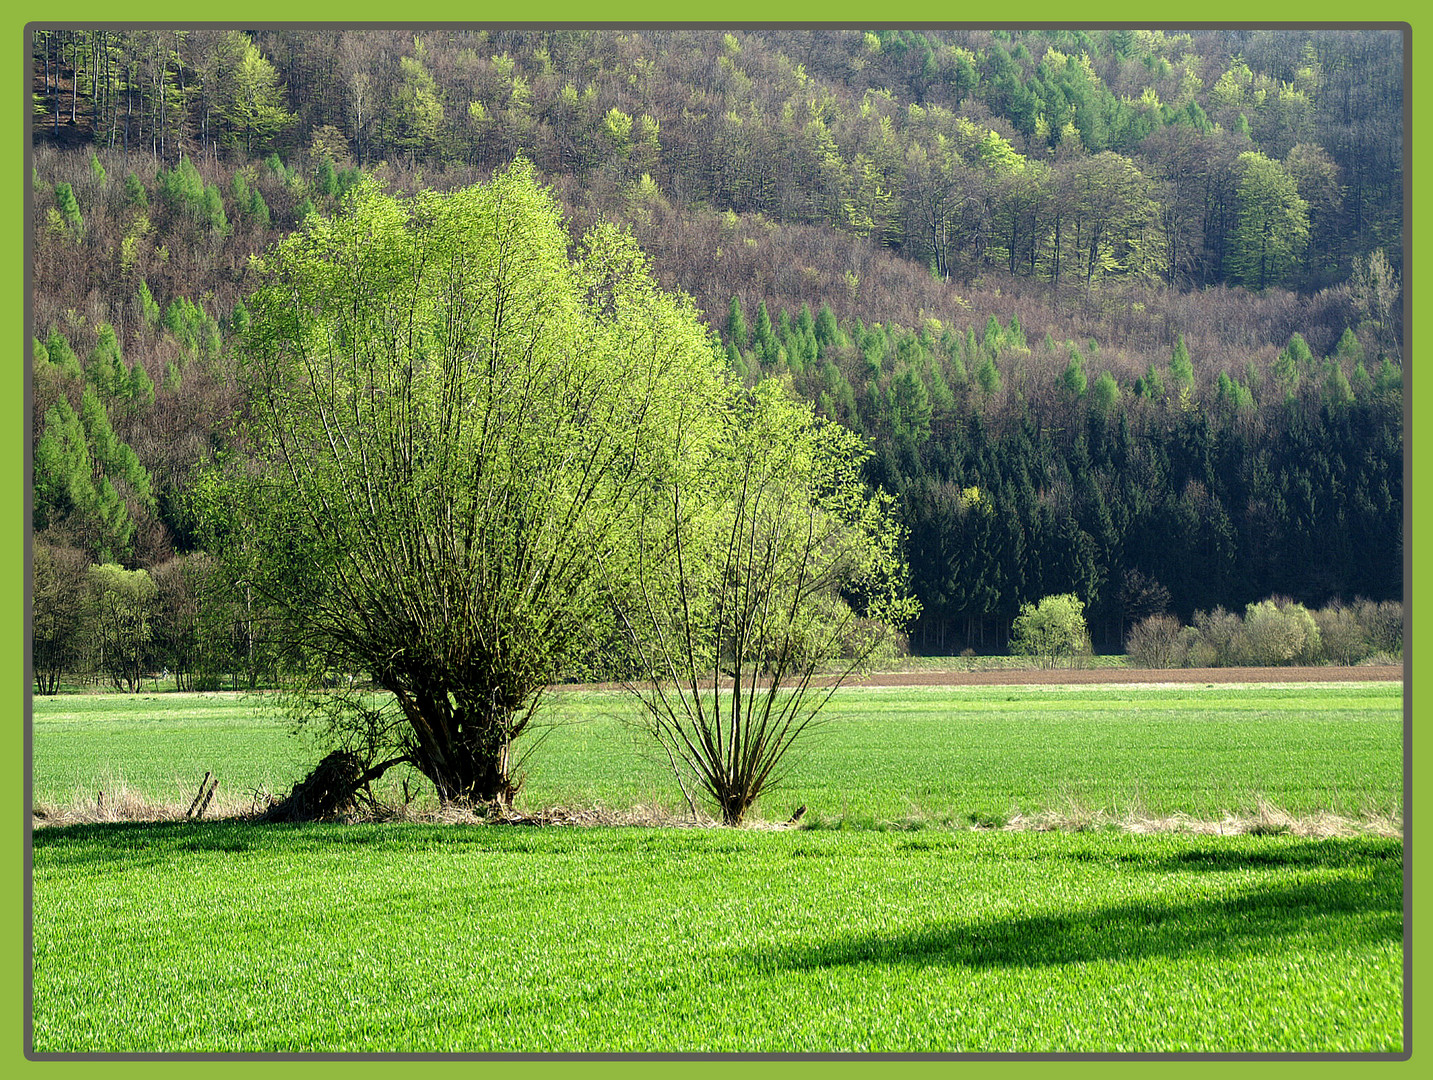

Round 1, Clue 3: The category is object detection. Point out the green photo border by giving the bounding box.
[6,3,1420,1076]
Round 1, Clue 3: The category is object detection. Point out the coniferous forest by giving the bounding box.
[29,27,1403,681]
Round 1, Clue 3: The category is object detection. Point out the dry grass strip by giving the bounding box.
[31,793,1401,839]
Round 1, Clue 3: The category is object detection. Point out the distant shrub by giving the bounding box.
[1192,606,1243,666]
[1011,594,1090,669]
[1312,603,1370,666]
[1352,598,1403,657]
[1125,614,1186,669]
[1240,599,1321,667]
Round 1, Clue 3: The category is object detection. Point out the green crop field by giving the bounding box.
[29,680,1405,1054]
[31,682,1404,823]
[31,822,1402,1053]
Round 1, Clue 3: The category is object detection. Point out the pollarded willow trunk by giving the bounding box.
[388,680,528,806]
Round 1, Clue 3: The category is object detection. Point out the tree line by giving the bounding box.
[34,28,1402,296]
[706,296,1401,650]
[30,28,1403,672]
[30,147,1403,659]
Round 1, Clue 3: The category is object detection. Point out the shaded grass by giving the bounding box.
[30,822,1402,1053]
[32,683,1403,825]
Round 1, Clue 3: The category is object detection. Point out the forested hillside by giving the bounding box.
[30,27,1403,673]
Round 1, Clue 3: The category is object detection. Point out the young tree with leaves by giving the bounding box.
[1225,152,1310,291]
[614,380,917,825]
[1010,593,1091,668]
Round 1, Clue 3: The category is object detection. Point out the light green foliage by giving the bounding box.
[79,387,152,507]
[813,303,841,353]
[88,151,107,187]
[229,298,251,336]
[162,296,223,361]
[752,300,776,361]
[974,353,1001,395]
[1322,362,1354,407]
[42,329,82,380]
[1226,151,1310,290]
[202,183,229,235]
[247,187,271,227]
[1351,359,1373,399]
[389,53,445,155]
[1138,361,1165,400]
[1089,370,1120,413]
[127,357,155,408]
[314,158,339,198]
[1061,349,1087,397]
[157,155,206,214]
[602,107,633,156]
[983,314,1005,353]
[1215,371,1254,413]
[1335,326,1365,365]
[223,32,294,154]
[123,171,147,208]
[223,161,725,804]
[84,323,125,397]
[1241,599,1322,666]
[888,364,932,442]
[619,381,917,824]
[33,393,141,563]
[86,563,159,693]
[1283,331,1314,367]
[33,398,95,526]
[1169,334,1193,387]
[1010,593,1091,668]
[52,182,82,234]
[1373,358,1402,394]
[725,295,748,349]
[137,281,160,328]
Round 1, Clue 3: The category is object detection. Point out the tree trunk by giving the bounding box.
[390,683,523,806]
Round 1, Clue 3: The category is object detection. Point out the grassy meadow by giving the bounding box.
[31,822,1402,1053]
[31,682,1404,824]
[28,680,1405,1054]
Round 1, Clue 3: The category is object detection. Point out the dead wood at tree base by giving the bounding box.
[260,751,408,822]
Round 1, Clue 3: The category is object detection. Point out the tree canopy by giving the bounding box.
[618,380,917,824]
[214,160,724,804]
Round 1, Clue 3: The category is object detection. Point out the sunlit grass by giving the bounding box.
[30,822,1402,1053]
[31,683,1403,824]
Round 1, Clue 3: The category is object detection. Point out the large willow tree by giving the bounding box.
[220,161,723,804]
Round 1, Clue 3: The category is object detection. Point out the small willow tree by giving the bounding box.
[615,381,918,825]
[212,161,723,805]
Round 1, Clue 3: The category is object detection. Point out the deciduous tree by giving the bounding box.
[215,161,723,805]
[615,380,916,825]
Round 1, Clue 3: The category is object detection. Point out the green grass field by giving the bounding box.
[31,822,1402,1053]
[29,681,1405,1054]
[31,682,1404,822]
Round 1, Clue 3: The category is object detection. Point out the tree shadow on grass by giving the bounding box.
[765,850,1402,972]
[28,817,630,869]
